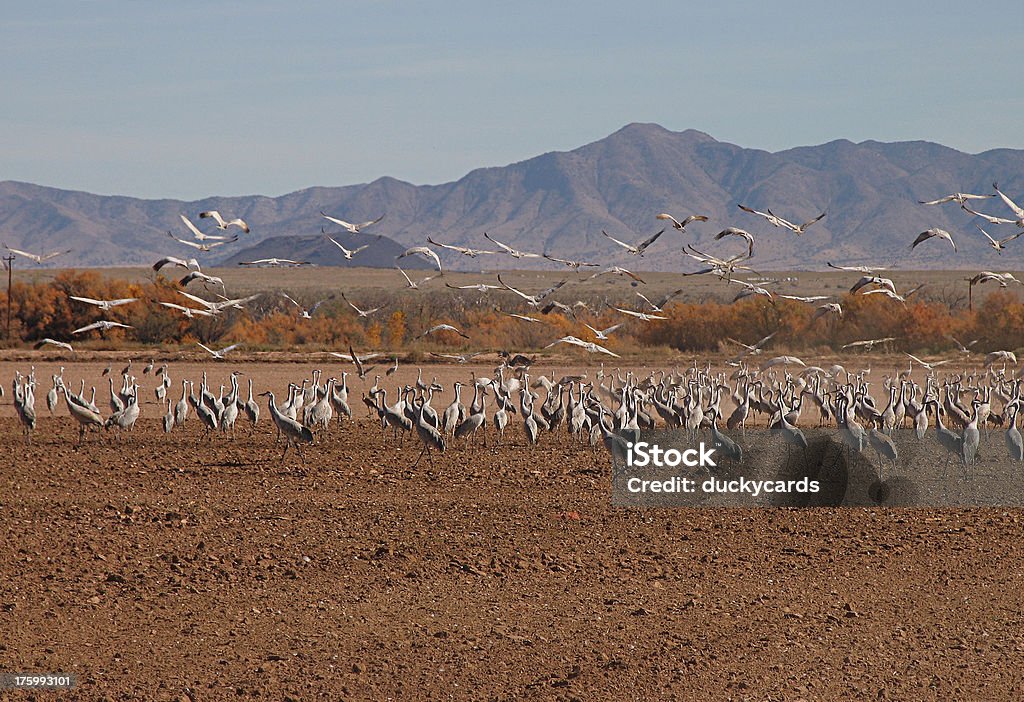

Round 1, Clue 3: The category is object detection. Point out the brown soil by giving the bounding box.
[2,362,1023,700]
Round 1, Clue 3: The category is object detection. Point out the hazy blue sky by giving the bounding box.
[2,1,1021,200]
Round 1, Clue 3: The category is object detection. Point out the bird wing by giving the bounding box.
[179,214,207,239]
[220,344,241,355]
[910,230,934,249]
[320,212,355,230]
[799,212,827,230]
[616,267,646,284]
[153,256,187,271]
[280,292,301,308]
[962,204,1014,225]
[199,210,226,226]
[4,245,40,261]
[655,213,681,228]
[324,235,350,254]
[535,280,567,302]
[39,249,73,261]
[976,225,999,246]
[993,182,1024,219]
[168,232,204,249]
[636,228,665,252]
[601,230,635,251]
[395,266,415,286]
[355,215,385,229]
[483,232,514,253]
[197,342,217,356]
[737,204,766,218]
[72,322,102,334]
[69,296,102,306]
[918,195,955,205]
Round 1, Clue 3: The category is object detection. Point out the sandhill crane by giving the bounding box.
[61,383,104,445]
[483,232,541,259]
[976,224,1023,253]
[340,293,381,318]
[197,342,241,359]
[153,256,201,272]
[69,295,138,311]
[46,375,59,415]
[910,228,956,252]
[714,227,755,257]
[709,413,742,463]
[586,266,647,284]
[396,265,438,290]
[962,400,981,475]
[601,228,665,256]
[454,384,487,446]
[1006,402,1023,463]
[320,211,384,234]
[199,210,250,232]
[179,214,235,242]
[918,192,993,206]
[281,292,334,319]
[13,376,37,441]
[163,398,174,433]
[261,390,314,462]
[159,302,216,319]
[544,336,620,358]
[243,378,260,430]
[73,320,133,335]
[636,289,684,313]
[441,382,467,436]
[655,213,708,230]
[867,417,898,480]
[168,230,238,251]
[34,338,74,352]
[239,258,310,266]
[542,253,599,268]
[105,387,140,439]
[412,401,446,469]
[427,236,497,258]
[583,322,623,341]
[175,380,190,428]
[397,246,443,272]
[429,352,485,364]
[4,244,72,264]
[324,232,375,260]
[180,271,226,292]
[417,323,470,340]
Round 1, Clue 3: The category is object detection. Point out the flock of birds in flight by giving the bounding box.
[7,180,1024,363]
[3,182,1024,479]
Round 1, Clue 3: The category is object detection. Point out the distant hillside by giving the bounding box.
[2,123,1024,270]
[219,232,431,269]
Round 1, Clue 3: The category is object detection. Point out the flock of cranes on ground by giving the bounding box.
[6,347,1024,479]
[6,182,1024,481]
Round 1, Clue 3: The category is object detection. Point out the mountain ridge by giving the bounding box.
[2,123,1023,270]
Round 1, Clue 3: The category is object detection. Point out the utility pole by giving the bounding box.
[3,254,13,339]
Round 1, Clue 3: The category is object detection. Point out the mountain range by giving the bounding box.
[2,123,1023,270]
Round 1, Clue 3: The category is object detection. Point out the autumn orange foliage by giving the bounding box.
[1,272,1020,355]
